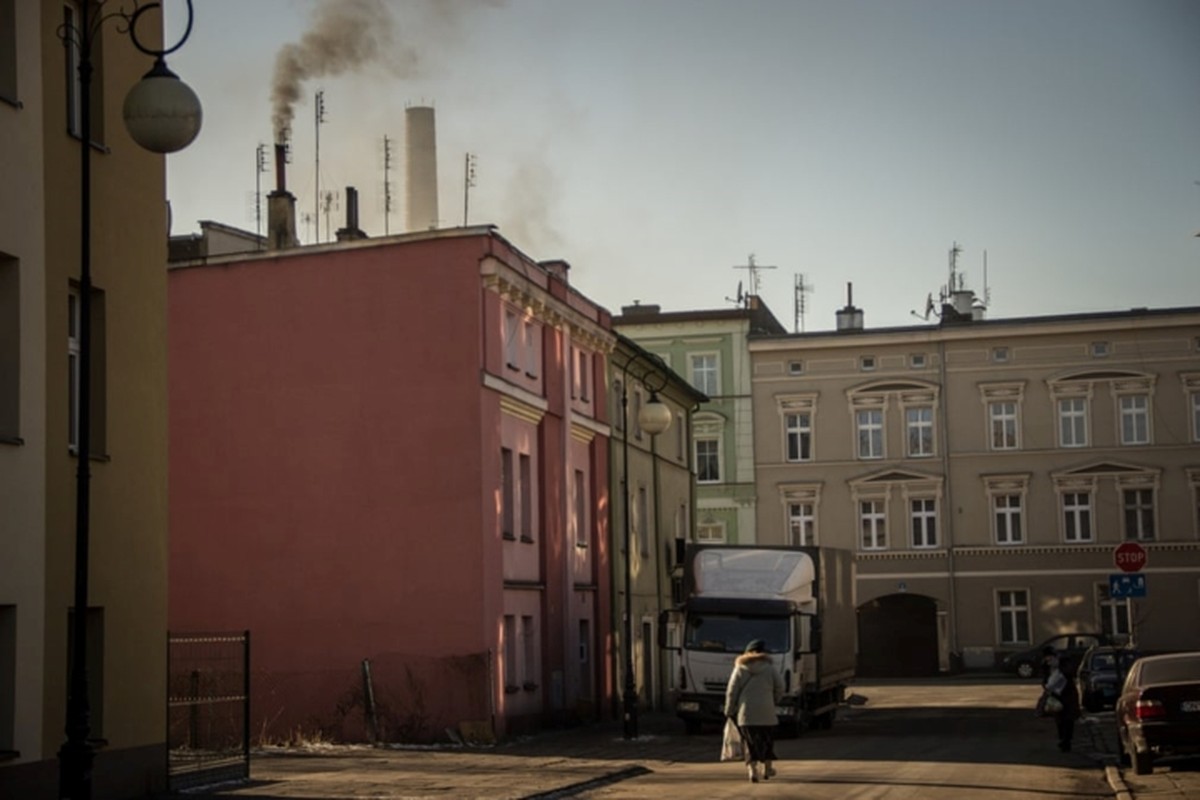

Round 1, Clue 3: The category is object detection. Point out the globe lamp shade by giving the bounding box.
[122,59,202,154]
[638,394,672,436]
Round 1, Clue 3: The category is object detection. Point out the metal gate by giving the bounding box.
[167,631,250,792]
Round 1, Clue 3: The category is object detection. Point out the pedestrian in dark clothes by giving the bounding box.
[1048,656,1081,751]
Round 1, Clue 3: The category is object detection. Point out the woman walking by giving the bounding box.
[724,639,784,783]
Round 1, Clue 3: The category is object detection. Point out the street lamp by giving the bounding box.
[618,350,672,740]
[58,2,201,798]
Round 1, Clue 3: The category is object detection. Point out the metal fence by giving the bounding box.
[167,631,250,792]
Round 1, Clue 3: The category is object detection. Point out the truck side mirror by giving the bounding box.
[657,609,681,651]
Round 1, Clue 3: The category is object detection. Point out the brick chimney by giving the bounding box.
[267,143,298,250]
[335,186,367,242]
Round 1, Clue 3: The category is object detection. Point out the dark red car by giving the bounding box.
[1115,651,1200,775]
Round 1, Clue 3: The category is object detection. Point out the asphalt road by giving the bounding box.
[580,678,1110,799]
[175,677,1199,800]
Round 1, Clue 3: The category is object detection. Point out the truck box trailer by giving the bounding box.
[661,545,856,735]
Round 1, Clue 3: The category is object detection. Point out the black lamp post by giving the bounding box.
[58,3,201,798]
[617,350,672,740]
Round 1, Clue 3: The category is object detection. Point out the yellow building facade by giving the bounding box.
[1,4,171,797]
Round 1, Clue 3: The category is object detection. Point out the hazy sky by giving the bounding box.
[164,0,1200,330]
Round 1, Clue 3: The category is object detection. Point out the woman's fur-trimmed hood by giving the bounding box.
[735,651,773,668]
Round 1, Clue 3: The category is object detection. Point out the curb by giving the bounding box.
[1105,764,1133,800]
[520,765,653,800]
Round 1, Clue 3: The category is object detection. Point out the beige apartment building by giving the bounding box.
[609,334,708,716]
[1,5,174,797]
[751,299,1200,675]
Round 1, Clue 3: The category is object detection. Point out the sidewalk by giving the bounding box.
[171,713,687,800]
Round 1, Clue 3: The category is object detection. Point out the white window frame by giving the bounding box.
[997,589,1030,645]
[1097,584,1130,639]
[1062,490,1093,543]
[503,615,518,691]
[689,353,719,397]
[519,452,533,542]
[1121,486,1155,542]
[1058,397,1089,448]
[632,389,643,440]
[1193,391,1200,443]
[784,411,812,462]
[788,502,816,546]
[523,319,538,377]
[909,497,938,548]
[856,409,884,460]
[984,474,1028,546]
[675,412,685,461]
[979,382,1024,452]
[778,394,817,463]
[905,406,934,458]
[1118,394,1150,446]
[504,309,520,370]
[573,468,588,547]
[694,437,720,483]
[64,1,83,138]
[781,485,821,547]
[989,401,1019,450]
[696,519,725,543]
[859,499,887,551]
[995,494,1023,545]
[612,379,624,432]
[500,447,514,539]
[636,483,649,555]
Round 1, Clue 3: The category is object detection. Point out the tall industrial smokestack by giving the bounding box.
[405,106,439,232]
[267,143,299,250]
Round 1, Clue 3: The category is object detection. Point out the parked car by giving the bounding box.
[1001,632,1111,680]
[1115,651,1200,775]
[1077,645,1140,712]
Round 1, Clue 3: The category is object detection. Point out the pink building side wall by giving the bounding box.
[169,236,503,741]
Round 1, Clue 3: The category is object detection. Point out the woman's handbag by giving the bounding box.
[1038,693,1064,716]
[720,718,744,762]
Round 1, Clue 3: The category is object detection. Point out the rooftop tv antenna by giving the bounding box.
[463,152,477,226]
[314,90,327,243]
[382,135,394,235]
[254,142,268,249]
[793,273,814,332]
[732,254,776,305]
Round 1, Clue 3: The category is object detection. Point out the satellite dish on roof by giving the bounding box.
[727,280,745,307]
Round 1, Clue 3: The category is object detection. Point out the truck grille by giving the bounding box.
[703,680,726,692]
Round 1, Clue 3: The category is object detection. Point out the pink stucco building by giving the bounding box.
[168,225,615,741]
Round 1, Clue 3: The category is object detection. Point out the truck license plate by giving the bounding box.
[1182,701,1200,712]
[678,701,700,712]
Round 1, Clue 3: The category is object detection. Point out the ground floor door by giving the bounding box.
[856,594,939,677]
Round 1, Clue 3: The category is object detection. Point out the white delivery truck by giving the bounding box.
[661,545,856,735]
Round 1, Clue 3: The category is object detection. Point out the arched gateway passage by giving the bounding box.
[856,593,939,677]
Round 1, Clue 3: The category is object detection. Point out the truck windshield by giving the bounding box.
[684,614,789,654]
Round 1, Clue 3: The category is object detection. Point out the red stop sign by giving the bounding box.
[1114,542,1148,573]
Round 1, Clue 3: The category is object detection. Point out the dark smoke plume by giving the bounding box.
[271,0,405,142]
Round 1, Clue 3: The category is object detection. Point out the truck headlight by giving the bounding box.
[775,706,795,716]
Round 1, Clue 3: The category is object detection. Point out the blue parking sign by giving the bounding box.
[1109,573,1147,598]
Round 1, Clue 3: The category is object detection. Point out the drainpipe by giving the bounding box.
[937,340,961,666]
